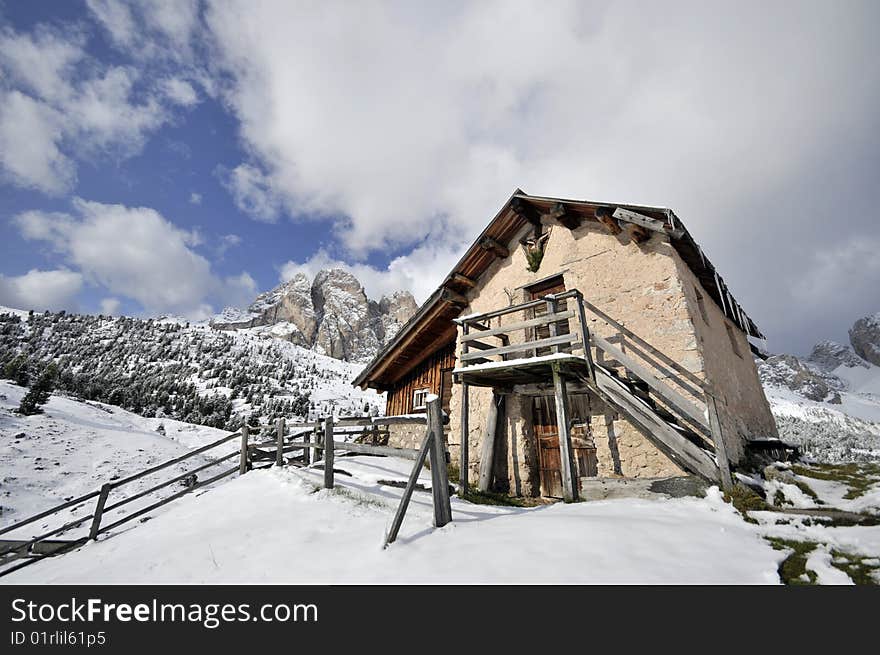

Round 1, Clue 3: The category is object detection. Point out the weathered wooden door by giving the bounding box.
[532,394,598,497]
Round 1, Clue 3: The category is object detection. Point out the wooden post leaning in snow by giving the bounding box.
[384,429,434,547]
[88,483,112,540]
[276,418,285,467]
[551,362,579,502]
[706,390,734,491]
[239,425,250,475]
[323,415,335,489]
[427,396,452,527]
[478,392,502,492]
[460,381,470,496]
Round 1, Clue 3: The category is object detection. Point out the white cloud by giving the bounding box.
[86,0,199,61]
[189,192,202,204]
[0,90,75,194]
[0,269,83,312]
[216,233,242,258]
[217,163,284,222]
[0,23,196,195]
[162,77,198,106]
[100,297,121,316]
[14,199,254,319]
[205,0,880,352]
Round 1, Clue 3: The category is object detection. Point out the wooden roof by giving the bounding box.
[354,189,764,390]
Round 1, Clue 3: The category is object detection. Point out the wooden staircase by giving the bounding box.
[455,289,736,499]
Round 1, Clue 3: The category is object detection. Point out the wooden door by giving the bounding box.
[532,394,598,497]
[528,276,571,356]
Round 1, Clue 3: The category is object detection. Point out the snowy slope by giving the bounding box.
[3,462,784,584]
[0,380,234,536]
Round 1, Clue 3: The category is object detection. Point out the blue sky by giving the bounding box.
[1,1,879,354]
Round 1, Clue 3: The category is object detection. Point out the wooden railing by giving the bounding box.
[455,288,716,443]
[0,410,451,577]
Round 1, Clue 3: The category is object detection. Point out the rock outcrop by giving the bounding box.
[849,313,880,367]
[756,354,842,404]
[808,340,868,372]
[212,268,418,363]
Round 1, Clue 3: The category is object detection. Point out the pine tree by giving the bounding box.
[4,354,30,386]
[18,363,57,415]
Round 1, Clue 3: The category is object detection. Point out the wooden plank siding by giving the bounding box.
[386,342,456,416]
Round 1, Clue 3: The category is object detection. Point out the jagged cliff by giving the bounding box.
[211,269,418,363]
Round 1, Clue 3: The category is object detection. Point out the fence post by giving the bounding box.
[314,423,322,463]
[276,417,285,467]
[303,428,311,465]
[239,424,249,475]
[427,396,452,527]
[324,415,335,489]
[88,483,112,540]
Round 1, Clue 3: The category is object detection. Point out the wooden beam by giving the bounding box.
[613,207,684,239]
[594,206,623,235]
[323,416,334,489]
[461,310,574,341]
[479,236,510,258]
[427,396,452,527]
[384,429,435,546]
[548,202,582,229]
[440,287,468,306]
[622,221,651,244]
[478,392,502,492]
[511,197,541,226]
[551,362,579,502]
[460,332,577,361]
[460,381,469,495]
[706,392,734,491]
[449,273,476,288]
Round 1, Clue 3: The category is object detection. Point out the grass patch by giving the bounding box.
[724,484,769,521]
[458,489,540,508]
[766,537,880,585]
[446,462,460,484]
[791,463,880,500]
[829,550,880,585]
[766,537,820,585]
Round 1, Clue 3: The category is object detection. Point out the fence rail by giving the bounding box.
[0,410,445,578]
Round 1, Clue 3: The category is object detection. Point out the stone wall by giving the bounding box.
[672,256,779,463]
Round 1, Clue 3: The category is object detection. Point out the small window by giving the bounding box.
[412,388,431,411]
[694,286,710,324]
[725,323,743,358]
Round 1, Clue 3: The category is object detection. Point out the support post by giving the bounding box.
[478,392,502,492]
[323,415,335,489]
[460,382,469,496]
[239,425,249,475]
[605,412,622,476]
[303,428,311,465]
[574,294,596,381]
[384,430,434,547]
[275,417,285,467]
[427,396,452,527]
[551,362,579,502]
[706,392,734,491]
[89,483,112,540]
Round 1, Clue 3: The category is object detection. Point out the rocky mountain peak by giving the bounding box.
[850,312,880,367]
[211,268,418,363]
[808,340,869,372]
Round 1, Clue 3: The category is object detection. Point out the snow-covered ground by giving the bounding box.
[4,458,785,584]
[0,380,234,538]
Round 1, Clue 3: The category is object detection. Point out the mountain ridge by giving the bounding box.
[211,268,418,363]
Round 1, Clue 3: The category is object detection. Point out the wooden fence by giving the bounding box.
[0,400,452,576]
